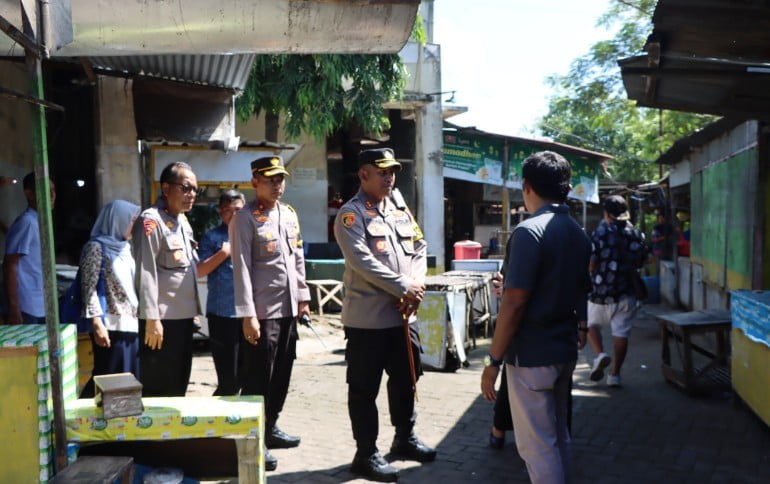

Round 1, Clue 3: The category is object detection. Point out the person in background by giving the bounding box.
[334,148,435,483]
[650,210,674,261]
[197,190,245,396]
[481,151,590,484]
[327,185,343,242]
[231,155,311,472]
[79,200,141,397]
[488,234,514,449]
[133,161,201,396]
[3,172,55,324]
[675,210,690,258]
[587,195,649,387]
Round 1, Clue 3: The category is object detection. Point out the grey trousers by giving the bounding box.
[507,361,576,484]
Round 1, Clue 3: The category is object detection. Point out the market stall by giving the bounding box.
[416,270,493,370]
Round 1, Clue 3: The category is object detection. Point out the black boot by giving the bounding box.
[390,432,437,463]
[266,425,301,449]
[265,449,278,471]
[351,450,399,482]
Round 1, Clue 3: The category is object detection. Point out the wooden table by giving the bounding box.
[657,309,732,395]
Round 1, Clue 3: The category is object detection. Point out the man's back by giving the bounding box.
[589,219,647,304]
[505,204,591,367]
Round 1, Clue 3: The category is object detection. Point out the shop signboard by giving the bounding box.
[442,131,505,185]
[507,141,599,203]
[443,130,600,203]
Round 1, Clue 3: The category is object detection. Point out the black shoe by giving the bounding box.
[266,426,301,449]
[265,450,278,471]
[488,431,505,449]
[390,434,437,463]
[351,451,399,482]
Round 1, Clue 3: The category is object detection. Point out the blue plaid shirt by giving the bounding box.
[199,224,237,317]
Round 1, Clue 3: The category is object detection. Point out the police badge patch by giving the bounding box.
[341,212,356,228]
[143,219,157,236]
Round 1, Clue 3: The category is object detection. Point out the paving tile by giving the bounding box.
[189,307,770,483]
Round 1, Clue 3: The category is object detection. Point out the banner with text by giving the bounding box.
[443,131,599,203]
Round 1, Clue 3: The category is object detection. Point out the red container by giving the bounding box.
[453,240,482,260]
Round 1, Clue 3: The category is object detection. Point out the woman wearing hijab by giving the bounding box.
[79,200,141,398]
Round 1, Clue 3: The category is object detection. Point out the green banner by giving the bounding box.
[443,130,599,203]
[507,141,599,203]
[442,131,505,185]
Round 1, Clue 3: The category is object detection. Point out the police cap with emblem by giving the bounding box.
[251,155,289,177]
[358,148,402,171]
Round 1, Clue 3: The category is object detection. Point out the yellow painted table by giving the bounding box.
[731,290,770,426]
[0,324,78,483]
[66,396,265,483]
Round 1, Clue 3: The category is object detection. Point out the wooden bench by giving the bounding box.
[50,456,133,483]
[657,309,732,395]
[306,279,344,316]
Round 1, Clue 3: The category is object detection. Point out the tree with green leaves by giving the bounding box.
[538,0,717,182]
[235,54,406,142]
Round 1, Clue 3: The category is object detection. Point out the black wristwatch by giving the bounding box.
[484,353,503,368]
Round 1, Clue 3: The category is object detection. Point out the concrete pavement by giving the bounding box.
[188,306,770,483]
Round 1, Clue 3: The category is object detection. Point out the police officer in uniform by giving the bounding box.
[231,155,311,472]
[133,161,201,397]
[334,148,436,482]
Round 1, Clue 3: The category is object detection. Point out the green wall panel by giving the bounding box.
[691,148,757,291]
[726,150,756,289]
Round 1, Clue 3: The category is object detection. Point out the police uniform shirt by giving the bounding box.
[231,200,311,320]
[333,189,427,330]
[133,197,201,320]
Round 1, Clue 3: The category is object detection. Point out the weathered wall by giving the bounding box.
[95,76,142,207]
[689,121,758,305]
[236,113,328,243]
[0,60,35,256]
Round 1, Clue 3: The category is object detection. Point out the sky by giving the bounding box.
[433,0,615,137]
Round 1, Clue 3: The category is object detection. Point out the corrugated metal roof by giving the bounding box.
[655,118,744,165]
[87,54,256,91]
[619,0,770,121]
[443,122,614,162]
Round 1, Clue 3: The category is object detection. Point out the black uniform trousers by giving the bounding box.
[207,314,243,396]
[240,316,297,430]
[138,318,194,397]
[345,324,422,454]
[80,330,140,398]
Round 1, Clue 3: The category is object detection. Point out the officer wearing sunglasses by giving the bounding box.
[132,161,202,397]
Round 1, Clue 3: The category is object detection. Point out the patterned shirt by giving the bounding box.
[589,219,648,304]
[199,224,236,317]
[80,241,138,333]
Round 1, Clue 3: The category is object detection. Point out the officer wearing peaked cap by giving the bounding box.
[230,154,311,472]
[334,148,436,482]
[133,161,202,397]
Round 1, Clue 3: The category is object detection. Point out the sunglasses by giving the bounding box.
[167,182,198,194]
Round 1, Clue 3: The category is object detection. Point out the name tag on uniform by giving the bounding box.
[367,222,388,236]
[167,234,185,250]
